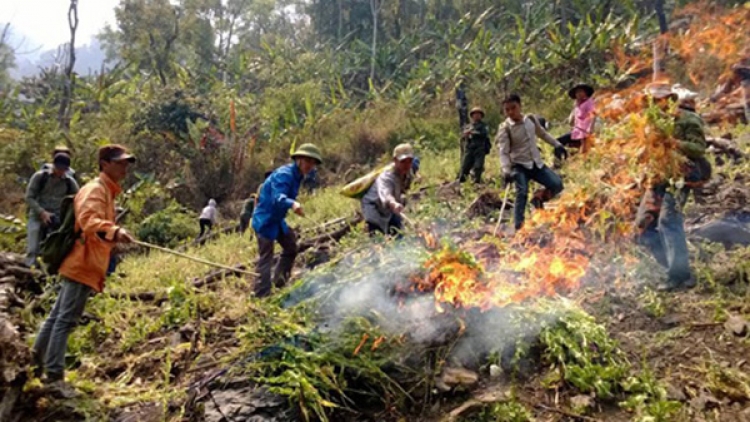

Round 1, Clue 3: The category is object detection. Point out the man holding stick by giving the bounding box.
[361,143,414,237]
[33,145,136,398]
[252,144,322,297]
[495,94,567,231]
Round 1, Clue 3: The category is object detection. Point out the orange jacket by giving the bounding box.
[59,173,123,293]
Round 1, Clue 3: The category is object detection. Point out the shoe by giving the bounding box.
[530,197,543,209]
[657,276,696,292]
[44,379,80,399]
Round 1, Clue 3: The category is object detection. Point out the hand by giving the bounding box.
[390,202,404,215]
[503,173,514,187]
[554,145,569,161]
[115,229,135,244]
[39,211,53,226]
[292,201,304,216]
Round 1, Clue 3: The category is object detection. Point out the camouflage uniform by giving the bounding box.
[635,109,709,286]
[458,121,490,183]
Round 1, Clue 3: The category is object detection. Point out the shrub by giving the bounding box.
[136,203,198,248]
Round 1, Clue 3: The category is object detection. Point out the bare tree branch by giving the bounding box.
[57,0,79,131]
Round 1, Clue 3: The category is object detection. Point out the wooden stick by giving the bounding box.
[301,215,340,244]
[492,184,512,237]
[133,240,259,276]
[400,213,416,227]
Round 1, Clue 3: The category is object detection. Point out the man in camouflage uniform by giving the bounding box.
[458,107,490,184]
[635,83,710,291]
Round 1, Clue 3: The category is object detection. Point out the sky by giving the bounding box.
[1,0,118,54]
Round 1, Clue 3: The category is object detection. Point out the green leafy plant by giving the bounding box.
[136,202,198,248]
[538,301,629,400]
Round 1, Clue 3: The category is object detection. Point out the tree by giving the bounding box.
[100,0,181,85]
[58,0,79,131]
[0,23,17,89]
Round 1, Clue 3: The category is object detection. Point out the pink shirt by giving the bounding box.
[571,97,595,140]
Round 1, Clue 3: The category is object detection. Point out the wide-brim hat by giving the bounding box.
[568,83,595,99]
[469,107,485,117]
[645,82,678,100]
[291,143,323,164]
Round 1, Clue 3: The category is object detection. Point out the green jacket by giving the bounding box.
[240,196,256,219]
[465,121,489,147]
[674,110,706,160]
[25,170,79,218]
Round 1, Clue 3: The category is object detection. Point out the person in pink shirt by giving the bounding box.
[557,83,596,152]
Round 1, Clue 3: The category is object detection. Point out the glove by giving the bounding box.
[554,145,569,161]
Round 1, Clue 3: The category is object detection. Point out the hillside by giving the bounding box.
[1,1,750,422]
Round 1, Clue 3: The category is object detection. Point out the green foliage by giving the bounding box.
[237,303,407,422]
[620,368,683,421]
[136,202,198,248]
[464,400,533,422]
[538,300,629,399]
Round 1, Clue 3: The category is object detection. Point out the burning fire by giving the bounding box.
[414,3,749,312]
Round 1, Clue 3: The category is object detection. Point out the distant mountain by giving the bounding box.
[9,38,107,79]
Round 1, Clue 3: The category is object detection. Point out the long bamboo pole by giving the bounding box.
[133,240,259,276]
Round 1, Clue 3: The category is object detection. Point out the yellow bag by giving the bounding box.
[339,164,393,199]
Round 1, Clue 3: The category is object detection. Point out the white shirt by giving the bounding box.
[199,205,217,223]
[495,115,562,175]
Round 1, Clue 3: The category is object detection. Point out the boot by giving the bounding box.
[44,374,80,399]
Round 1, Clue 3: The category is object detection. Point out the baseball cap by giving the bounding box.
[393,143,414,161]
[53,153,71,170]
[98,144,136,163]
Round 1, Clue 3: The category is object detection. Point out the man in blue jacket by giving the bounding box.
[252,143,322,297]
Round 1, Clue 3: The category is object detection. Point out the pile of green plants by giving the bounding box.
[136,202,198,248]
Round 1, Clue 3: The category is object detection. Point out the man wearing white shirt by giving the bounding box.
[495,94,567,230]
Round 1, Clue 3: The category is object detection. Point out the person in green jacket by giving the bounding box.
[25,152,79,267]
[239,171,272,235]
[635,83,709,292]
[458,107,491,184]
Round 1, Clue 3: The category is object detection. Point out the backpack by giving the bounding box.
[38,170,76,196]
[40,194,79,275]
[39,178,100,274]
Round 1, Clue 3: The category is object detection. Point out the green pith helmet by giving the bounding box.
[291,143,323,164]
[469,107,485,118]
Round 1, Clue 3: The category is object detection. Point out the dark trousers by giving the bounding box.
[556,133,583,149]
[199,219,213,238]
[458,144,486,183]
[512,164,564,230]
[254,230,298,297]
[239,216,251,234]
[636,184,692,283]
[366,214,404,238]
[33,278,92,379]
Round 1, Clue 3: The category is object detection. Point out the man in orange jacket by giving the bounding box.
[32,144,136,398]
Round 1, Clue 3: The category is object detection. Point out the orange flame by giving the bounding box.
[412,3,749,312]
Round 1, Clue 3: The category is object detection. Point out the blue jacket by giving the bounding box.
[252,163,303,240]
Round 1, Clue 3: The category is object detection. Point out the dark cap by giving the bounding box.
[98,144,136,163]
[53,153,71,170]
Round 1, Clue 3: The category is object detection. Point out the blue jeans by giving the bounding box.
[25,216,43,267]
[33,278,92,378]
[512,164,564,230]
[636,186,692,283]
